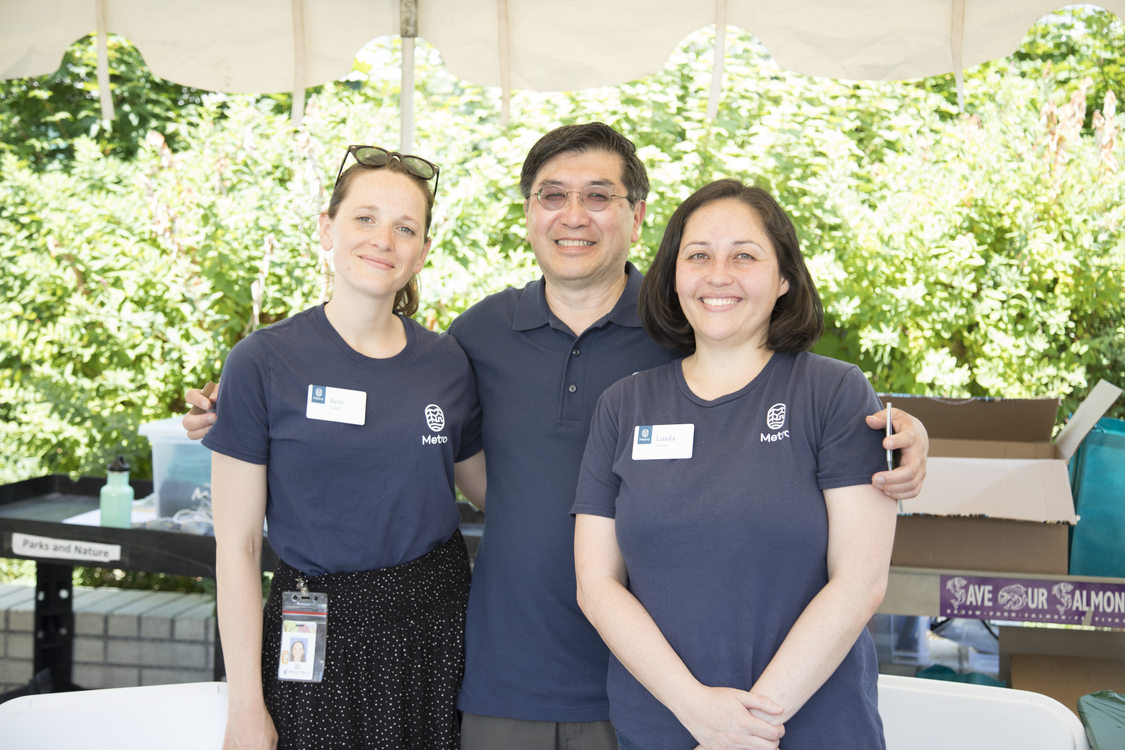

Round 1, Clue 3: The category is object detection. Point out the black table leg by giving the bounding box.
[0,561,82,703]
[32,561,80,692]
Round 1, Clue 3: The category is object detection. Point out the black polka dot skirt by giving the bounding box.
[261,530,471,749]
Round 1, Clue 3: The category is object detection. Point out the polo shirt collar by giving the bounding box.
[512,262,647,333]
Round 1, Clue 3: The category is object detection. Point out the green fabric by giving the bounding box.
[1068,418,1125,577]
[1078,690,1125,750]
[915,664,1006,688]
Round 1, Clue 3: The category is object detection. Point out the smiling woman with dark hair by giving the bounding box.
[573,179,897,750]
[638,179,823,355]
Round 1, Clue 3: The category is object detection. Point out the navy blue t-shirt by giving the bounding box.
[449,263,681,721]
[203,304,482,575]
[572,352,887,749]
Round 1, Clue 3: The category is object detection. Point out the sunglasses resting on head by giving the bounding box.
[334,145,440,197]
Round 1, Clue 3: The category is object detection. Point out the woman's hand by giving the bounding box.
[680,685,784,750]
[222,699,278,750]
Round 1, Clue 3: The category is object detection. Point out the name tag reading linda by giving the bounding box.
[306,385,366,425]
[632,424,694,460]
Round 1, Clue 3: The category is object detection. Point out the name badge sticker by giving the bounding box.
[632,424,694,460]
[306,385,367,425]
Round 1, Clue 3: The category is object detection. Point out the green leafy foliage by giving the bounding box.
[814,76,1125,410]
[0,99,327,481]
[0,34,211,166]
[0,9,1123,492]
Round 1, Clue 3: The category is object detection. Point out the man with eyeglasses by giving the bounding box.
[184,122,928,750]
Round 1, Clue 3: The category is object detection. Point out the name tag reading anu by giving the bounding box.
[306,385,366,426]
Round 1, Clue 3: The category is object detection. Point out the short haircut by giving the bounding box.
[325,158,435,317]
[519,122,650,206]
[638,179,823,354]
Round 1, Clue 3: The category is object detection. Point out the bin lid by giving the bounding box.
[138,416,196,444]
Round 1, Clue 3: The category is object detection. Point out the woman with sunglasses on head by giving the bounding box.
[204,146,485,750]
[573,179,897,750]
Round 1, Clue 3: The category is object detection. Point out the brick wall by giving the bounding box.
[0,583,214,693]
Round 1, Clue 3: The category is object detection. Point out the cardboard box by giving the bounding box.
[887,380,1121,574]
[137,417,212,519]
[999,624,1125,715]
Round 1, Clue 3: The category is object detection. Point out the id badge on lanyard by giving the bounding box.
[278,577,328,682]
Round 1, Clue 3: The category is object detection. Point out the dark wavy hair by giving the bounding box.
[638,179,823,354]
[326,157,436,317]
[519,122,649,206]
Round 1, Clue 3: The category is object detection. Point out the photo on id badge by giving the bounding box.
[279,621,317,680]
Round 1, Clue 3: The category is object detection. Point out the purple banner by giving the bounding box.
[940,575,1125,627]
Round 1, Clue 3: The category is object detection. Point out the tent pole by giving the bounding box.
[95,0,114,124]
[708,0,727,121]
[498,0,511,127]
[292,0,307,126]
[401,0,418,151]
[951,0,966,112]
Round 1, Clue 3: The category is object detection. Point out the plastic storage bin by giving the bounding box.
[138,416,212,519]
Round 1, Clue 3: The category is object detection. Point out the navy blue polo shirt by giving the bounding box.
[449,263,681,722]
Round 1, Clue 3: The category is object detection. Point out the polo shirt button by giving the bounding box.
[568,384,577,393]
[571,348,580,356]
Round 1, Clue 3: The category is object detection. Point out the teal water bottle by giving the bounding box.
[100,455,134,528]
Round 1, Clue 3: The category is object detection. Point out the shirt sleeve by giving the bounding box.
[453,342,484,462]
[201,334,271,465]
[815,363,885,490]
[571,384,626,519]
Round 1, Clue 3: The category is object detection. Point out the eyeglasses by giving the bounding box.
[334,145,440,197]
[532,188,629,212]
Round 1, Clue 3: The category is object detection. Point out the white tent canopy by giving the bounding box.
[2,0,1123,145]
